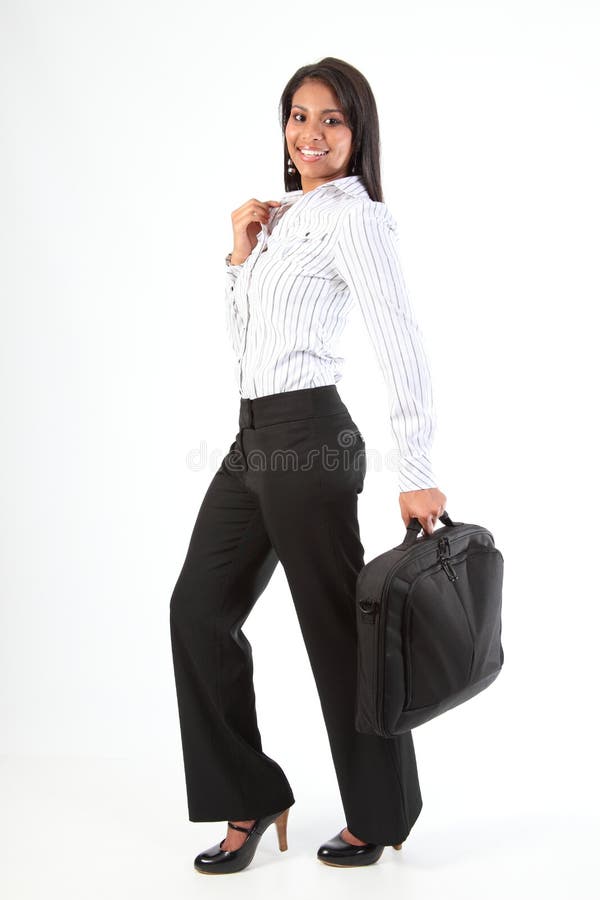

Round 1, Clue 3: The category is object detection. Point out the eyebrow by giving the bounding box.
[291,104,344,114]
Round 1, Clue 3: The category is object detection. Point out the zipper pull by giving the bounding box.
[438,536,451,557]
[437,536,458,582]
[440,557,458,582]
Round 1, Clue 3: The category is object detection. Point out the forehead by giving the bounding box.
[290,79,341,108]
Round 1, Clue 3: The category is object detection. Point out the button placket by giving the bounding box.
[239,227,271,393]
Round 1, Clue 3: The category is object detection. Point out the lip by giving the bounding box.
[297,147,329,162]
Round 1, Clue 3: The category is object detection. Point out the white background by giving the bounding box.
[1,1,599,897]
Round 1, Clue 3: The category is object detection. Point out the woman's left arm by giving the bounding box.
[334,203,446,532]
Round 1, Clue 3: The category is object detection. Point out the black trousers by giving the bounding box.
[169,384,423,845]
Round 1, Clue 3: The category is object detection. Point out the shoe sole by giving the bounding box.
[195,867,247,875]
[319,859,375,867]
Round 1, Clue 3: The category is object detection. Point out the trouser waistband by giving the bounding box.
[238,385,346,430]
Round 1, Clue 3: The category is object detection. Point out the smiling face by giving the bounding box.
[285,79,354,194]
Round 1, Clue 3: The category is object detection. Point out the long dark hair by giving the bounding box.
[278,56,383,202]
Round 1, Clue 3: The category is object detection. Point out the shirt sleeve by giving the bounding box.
[225,258,245,360]
[334,203,438,492]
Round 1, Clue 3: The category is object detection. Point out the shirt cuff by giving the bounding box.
[225,258,244,292]
[395,452,438,493]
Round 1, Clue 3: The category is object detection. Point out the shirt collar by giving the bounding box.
[279,174,370,204]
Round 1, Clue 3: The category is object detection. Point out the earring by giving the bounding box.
[287,156,296,175]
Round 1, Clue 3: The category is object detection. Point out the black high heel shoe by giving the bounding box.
[194,807,290,875]
[317,828,403,867]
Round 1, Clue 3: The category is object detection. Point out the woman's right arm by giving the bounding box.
[224,197,282,358]
[225,255,245,360]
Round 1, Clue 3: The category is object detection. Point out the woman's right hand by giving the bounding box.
[229,198,282,265]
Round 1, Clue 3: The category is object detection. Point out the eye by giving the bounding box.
[292,113,343,126]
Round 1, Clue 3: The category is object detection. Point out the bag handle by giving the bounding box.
[396,510,455,550]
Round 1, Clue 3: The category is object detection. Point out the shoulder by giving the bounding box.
[336,196,399,242]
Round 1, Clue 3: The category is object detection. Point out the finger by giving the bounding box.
[249,209,269,224]
[256,200,280,213]
[257,203,280,221]
[243,200,275,223]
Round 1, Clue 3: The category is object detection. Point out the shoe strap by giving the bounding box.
[227,821,254,833]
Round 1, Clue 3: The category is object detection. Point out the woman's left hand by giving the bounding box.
[399,487,447,535]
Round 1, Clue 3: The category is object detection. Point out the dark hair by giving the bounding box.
[278,56,383,202]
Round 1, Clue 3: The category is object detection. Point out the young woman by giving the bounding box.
[169,56,447,874]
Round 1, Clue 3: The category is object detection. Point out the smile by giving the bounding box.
[298,148,329,161]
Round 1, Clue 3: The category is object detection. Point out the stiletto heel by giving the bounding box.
[274,807,289,851]
[194,806,291,875]
[392,842,403,850]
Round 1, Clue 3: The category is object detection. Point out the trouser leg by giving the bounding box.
[169,444,296,821]
[249,410,423,846]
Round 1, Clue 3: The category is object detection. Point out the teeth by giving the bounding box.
[299,148,328,156]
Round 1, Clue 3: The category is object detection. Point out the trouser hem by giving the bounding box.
[188,795,296,823]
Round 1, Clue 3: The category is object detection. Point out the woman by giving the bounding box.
[169,56,447,874]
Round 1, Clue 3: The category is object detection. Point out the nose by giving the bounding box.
[299,126,324,143]
[300,137,325,148]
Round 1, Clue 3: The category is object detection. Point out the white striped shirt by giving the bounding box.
[224,174,437,492]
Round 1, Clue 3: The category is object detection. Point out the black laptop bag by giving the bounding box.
[355,511,504,737]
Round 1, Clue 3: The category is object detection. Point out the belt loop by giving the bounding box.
[240,397,255,429]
